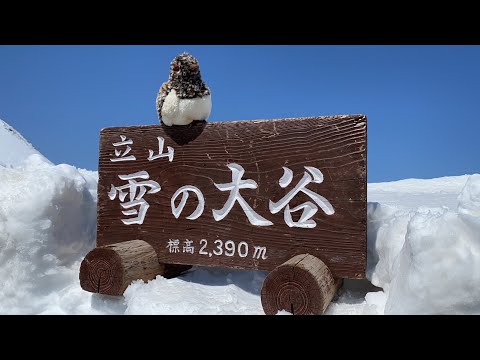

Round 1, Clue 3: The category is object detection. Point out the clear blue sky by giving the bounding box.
[0,45,478,182]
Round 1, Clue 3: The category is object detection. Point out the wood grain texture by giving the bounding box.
[261,254,343,315]
[97,115,367,278]
[79,240,190,295]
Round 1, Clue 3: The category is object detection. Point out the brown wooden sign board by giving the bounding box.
[97,115,367,279]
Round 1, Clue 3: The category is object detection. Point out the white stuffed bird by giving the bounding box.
[156,52,212,126]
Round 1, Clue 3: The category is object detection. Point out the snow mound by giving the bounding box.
[124,267,266,315]
[0,119,51,168]
[367,174,480,314]
[368,175,471,209]
[0,154,97,314]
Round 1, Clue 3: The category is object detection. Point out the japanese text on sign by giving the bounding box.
[108,135,335,228]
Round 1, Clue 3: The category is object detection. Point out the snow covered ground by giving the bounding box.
[1,119,479,315]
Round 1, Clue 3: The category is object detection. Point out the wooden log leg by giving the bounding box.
[79,240,191,296]
[261,254,342,315]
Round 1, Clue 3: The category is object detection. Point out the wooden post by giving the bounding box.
[261,254,342,315]
[79,239,191,296]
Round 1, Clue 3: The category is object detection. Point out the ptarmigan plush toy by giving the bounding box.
[156,52,212,126]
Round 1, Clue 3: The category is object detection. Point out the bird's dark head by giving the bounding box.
[168,52,209,98]
[169,52,201,82]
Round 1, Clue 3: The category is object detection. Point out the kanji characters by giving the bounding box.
[269,166,335,228]
[212,163,273,226]
[108,171,160,225]
[166,239,180,253]
[148,136,174,162]
[183,240,195,254]
[108,134,335,229]
[110,135,136,162]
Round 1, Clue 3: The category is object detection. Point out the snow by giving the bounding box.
[0,119,51,168]
[366,174,480,314]
[0,153,97,314]
[1,118,479,314]
[369,174,480,314]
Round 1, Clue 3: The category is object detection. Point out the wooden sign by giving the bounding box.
[95,115,367,279]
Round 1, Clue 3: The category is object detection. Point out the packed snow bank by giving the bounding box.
[0,119,51,168]
[124,267,266,315]
[0,154,97,314]
[368,175,471,209]
[367,174,480,314]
